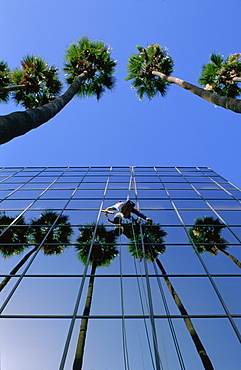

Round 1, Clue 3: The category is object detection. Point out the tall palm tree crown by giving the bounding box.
[76,224,118,267]
[0,212,30,258]
[126,44,174,100]
[128,223,166,261]
[30,211,73,255]
[63,37,116,100]
[0,61,11,102]
[198,53,241,98]
[188,216,227,255]
[10,55,62,108]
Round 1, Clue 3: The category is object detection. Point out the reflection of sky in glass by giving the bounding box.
[0,167,241,370]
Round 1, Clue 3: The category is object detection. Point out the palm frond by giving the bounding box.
[30,211,73,254]
[63,36,116,100]
[128,223,166,261]
[126,43,174,100]
[0,60,11,102]
[210,53,223,67]
[11,55,62,109]
[0,212,30,258]
[76,223,118,267]
[189,216,228,255]
[199,53,241,98]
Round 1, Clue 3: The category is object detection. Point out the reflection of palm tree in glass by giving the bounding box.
[73,224,118,370]
[128,223,214,370]
[30,211,72,254]
[0,212,30,291]
[189,216,241,269]
[0,211,72,292]
[0,212,30,258]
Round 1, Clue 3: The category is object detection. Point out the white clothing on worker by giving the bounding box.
[110,201,125,212]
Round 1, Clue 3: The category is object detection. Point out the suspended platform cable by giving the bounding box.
[119,234,131,370]
[152,258,186,370]
[128,168,156,369]
[132,175,164,370]
[131,226,156,370]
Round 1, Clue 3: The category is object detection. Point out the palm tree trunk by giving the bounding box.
[218,248,241,269]
[0,71,88,145]
[155,257,214,370]
[0,85,27,93]
[0,246,38,291]
[73,262,97,370]
[152,71,241,114]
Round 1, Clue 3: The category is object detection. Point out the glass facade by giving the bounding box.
[0,166,240,370]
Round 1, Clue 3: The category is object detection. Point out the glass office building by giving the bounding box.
[0,166,241,370]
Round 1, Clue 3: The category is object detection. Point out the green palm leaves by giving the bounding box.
[126,44,174,100]
[128,223,166,261]
[0,36,116,111]
[188,216,227,255]
[64,37,116,100]
[199,53,241,98]
[0,211,73,292]
[0,213,30,258]
[189,216,241,269]
[0,61,11,102]
[11,55,62,108]
[30,211,73,255]
[76,224,118,267]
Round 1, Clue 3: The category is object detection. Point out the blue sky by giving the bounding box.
[1,4,241,367]
[0,0,241,187]
[0,0,241,370]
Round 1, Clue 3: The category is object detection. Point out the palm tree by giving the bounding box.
[73,224,118,370]
[0,55,62,106]
[128,223,214,370]
[0,212,30,259]
[0,55,62,102]
[0,211,72,292]
[0,36,116,144]
[189,216,241,269]
[9,55,62,108]
[126,44,241,113]
[0,212,30,292]
[0,61,12,102]
[126,44,174,100]
[30,210,73,254]
[198,53,241,98]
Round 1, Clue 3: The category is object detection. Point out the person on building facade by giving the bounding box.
[103,200,152,225]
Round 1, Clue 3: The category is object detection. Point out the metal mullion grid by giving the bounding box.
[132,171,163,370]
[1,273,241,278]
[2,314,241,319]
[118,166,135,369]
[119,221,130,370]
[154,167,241,343]
[0,167,27,184]
[202,167,241,191]
[132,256,164,370]
[133,169,186,370]
[0,167,91,315]
[150,258,186,370]
[196,166,241,204]
[59,166,113,370]
[0,167,72,236]
[0,167,50,203]
[22,240,239,247]
[175,167,241,245]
